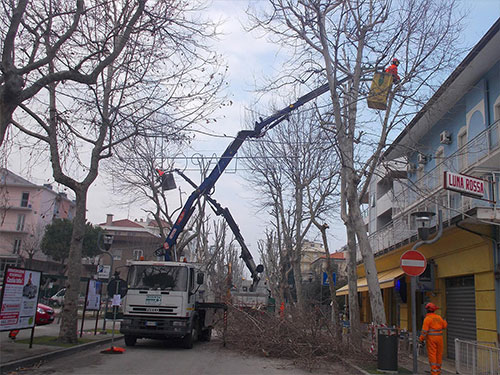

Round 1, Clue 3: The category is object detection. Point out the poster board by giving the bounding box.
[85,279,102,311]
[0,267,42,331]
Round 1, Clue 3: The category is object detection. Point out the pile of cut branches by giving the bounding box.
[220,304,358,370]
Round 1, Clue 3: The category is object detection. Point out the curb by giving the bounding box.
[0,335,124,373]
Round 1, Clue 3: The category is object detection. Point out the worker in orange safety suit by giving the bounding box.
[385,58,401,83]
[419,303,447,375]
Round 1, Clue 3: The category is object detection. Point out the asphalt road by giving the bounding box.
[18,337,360,375]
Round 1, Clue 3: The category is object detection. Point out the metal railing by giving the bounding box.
[361,120,500,257]
[455,339,500,375]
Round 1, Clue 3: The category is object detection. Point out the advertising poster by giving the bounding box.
[85,279,102,311]
[0,267,42,331]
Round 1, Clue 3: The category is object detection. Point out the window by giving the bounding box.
[112,249,122,261]
[20,192,29,207]
[13,239,22,254]
[457,127,467,171]
[417,165,424,189]
[127,265,188,291]
[435,147,444,187]
[16,214,25,231]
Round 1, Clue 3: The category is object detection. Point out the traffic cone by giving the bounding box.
[101,346,125,354]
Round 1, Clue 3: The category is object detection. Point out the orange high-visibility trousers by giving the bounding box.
[420,312,447,375]
[426,335,444,375]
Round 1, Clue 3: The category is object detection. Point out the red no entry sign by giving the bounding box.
[400,250,427,276]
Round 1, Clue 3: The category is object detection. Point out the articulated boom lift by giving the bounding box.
[158,77,350,290]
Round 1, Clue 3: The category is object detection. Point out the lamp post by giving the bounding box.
[97,232,114,333]
[409,210,442,374]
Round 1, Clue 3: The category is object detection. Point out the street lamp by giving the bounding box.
[409,210,442,374]
[103,234,114,251]
[411,211,436,241]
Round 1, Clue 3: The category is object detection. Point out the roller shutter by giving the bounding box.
[445,275,476,359]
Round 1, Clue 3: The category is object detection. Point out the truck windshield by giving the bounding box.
[128,265,188,291]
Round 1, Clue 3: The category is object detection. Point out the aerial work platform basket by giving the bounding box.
[367,72,393,110]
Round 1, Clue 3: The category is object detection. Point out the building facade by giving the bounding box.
[339,19,500,358]
[0,168,75,280]
[97,214,161,278]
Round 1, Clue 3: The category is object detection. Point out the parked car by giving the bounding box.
[49,288,85,307]
[49,288,66,306]
[36,303,55,325]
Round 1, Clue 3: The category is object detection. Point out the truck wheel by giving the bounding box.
[182,324,198,349]
[200,328,212,342]
[124,335,137,347]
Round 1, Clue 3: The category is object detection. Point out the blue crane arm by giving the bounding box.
[162,78,348,282]
[169,169,263,291]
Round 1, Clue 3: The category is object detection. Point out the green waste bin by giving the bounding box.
[377,327,398,372]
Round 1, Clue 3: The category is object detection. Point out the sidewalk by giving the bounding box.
[0,314,123,373]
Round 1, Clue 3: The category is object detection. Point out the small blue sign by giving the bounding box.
[322,272,336,286]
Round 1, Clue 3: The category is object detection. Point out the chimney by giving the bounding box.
[106,214,113,226]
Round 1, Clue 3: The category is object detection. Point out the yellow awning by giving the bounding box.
[336,268,404,296]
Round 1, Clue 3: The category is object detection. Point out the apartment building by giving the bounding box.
[340,19,500,358]
[0,168,75,279]
[97,214,161,278]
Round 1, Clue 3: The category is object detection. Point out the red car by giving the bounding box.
[36,303,55,325]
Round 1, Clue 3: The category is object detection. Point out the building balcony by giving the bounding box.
[361,120,500,258]
[377,191,393,218]
[0,228,29,235]
[0,205,33,212]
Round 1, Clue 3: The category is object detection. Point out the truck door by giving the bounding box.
[188,267,195,305]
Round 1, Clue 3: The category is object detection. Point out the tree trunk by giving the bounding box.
[346,218,362,341]
[292,256,304,308]
[347,186,386,325]
[58,189,87,343]
[317,223,341,338]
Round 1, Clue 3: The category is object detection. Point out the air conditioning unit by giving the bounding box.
[440,130,451,144]
[407,163,417,173]
[417,154,428,164]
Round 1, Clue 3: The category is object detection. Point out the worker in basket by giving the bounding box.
[385,58,401,84]
[419,302,447,375]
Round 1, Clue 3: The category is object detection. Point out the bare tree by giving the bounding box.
[207,220,244,301]
[257,229,284,307]
[311,221,342,338]
[21,222,45,269]
[248,0,464,324]
[107,137,201,249]
[244,109,340,308]
[4,0,226,343]
[0,0,150,146]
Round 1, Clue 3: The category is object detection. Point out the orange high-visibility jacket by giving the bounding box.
[420,312,447,375]
[419,312,447,342]
[385,64,400,82]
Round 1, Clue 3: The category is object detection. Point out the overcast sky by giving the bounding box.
[7,0,500,262]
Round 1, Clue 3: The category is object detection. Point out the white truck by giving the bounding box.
[231,281,272,311]
[120,260,223,349]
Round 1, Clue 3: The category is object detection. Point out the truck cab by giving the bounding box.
[120,260,213,348]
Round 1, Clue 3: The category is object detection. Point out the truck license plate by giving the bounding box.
[145,295,161,305]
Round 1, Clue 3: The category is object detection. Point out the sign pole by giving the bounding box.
[111,280,119,348]
[95,281,102,335]
[400,250,427,375]
[80,279,90,338]
[29,325,35,348]
[411,276,417,374]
